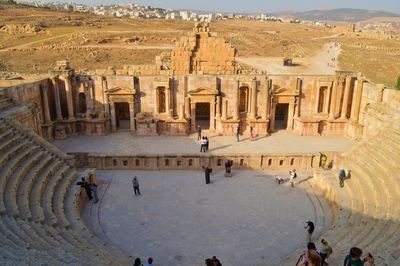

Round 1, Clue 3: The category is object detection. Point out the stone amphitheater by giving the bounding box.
[0,23,399,265]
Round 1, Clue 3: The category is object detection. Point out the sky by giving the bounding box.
[69,0,400,14]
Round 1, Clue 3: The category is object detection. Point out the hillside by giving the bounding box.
[274,8,400,22]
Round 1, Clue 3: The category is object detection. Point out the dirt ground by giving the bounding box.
[0,5,399,87]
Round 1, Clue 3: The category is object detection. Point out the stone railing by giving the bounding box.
[69,152,320,171]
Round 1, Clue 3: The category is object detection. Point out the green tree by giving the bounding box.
[397,76,400,90]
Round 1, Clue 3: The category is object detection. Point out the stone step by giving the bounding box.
[64,184,126,263]
[0,143,36,214]
[0,98,14,111]
[4,150,44,218]
[30,159,62,223]
[0,128,15,143]
[41,164,70,226]
[0,138,28,168]
[0,216,28,248]
[17,154,53,220]
[53,169,77,228]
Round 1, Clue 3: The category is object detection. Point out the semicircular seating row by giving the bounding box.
[0,118,131,265]
[300,122,400,266]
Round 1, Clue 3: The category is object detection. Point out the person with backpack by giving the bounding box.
[344,247,364,266]
[319,239,333,265]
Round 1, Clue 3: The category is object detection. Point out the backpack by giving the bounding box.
[293,172,297,178]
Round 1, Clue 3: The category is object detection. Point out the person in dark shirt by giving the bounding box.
[76,177,93,200]
[344,247,364,266]
[202,165,212,184]
[305,220,315,242]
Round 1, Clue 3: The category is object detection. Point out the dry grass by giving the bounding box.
[0,5,399,87]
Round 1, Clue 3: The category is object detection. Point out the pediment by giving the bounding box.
[106,86,135,95]
[188,87,218,95]
[272,87,299,96]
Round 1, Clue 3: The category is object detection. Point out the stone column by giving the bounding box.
[210,98,216,130]
[129,102,135,133]
[329,77,339,120]
[263,79,271,120]
[233,81,239,120]
[216,96,221,118]
[350,79,364,122]
[250,78,257,119]
[190,102,196,131]
[287,101,296,131]
[222,99,227,120]
[53,77,63,120]
[296,78,302,117]
[270,101,277,131]
[340,76,352,119]
[185,97,191,118]
[110,102,117,132]
[40,85,51,123]
[64,75,75,120]
[165,87,171,118]
[102,78,110,114]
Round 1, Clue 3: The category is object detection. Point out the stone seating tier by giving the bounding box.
[0,118,131,265]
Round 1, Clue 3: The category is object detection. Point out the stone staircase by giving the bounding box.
[0,89,14,112]
[301,122,400,266]
[0,117,131,265]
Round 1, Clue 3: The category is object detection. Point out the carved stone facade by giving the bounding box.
[1,24,399,141]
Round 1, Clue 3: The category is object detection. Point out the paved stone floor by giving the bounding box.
[87,170,329,266]
[54,131,356,155]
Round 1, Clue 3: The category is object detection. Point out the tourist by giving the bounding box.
[132,176,141,196]
[236,125,240,142]
[205,136,209,151]
[197,125,202,140]
[344,247,364,266]
[307,250,322,266]
[133,257,143,266]
[224,159,233,177]
[210,256,222,266]
[339,167,346,187]
[202,165,212,184]
[76,177,93,200]
[275,175,284,184]
[296,242,320,266]
[319,239,333,265]
[363,253,375,266]
[289,169,297,187]
[250,126,254,140]
[200,136,207,152]
[143,257,154,266]
[305,220,314,242]
[91,183,99,204]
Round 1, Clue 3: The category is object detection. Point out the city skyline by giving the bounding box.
[36,0,400,14]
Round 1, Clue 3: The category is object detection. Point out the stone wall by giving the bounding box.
[70,152,318,171]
